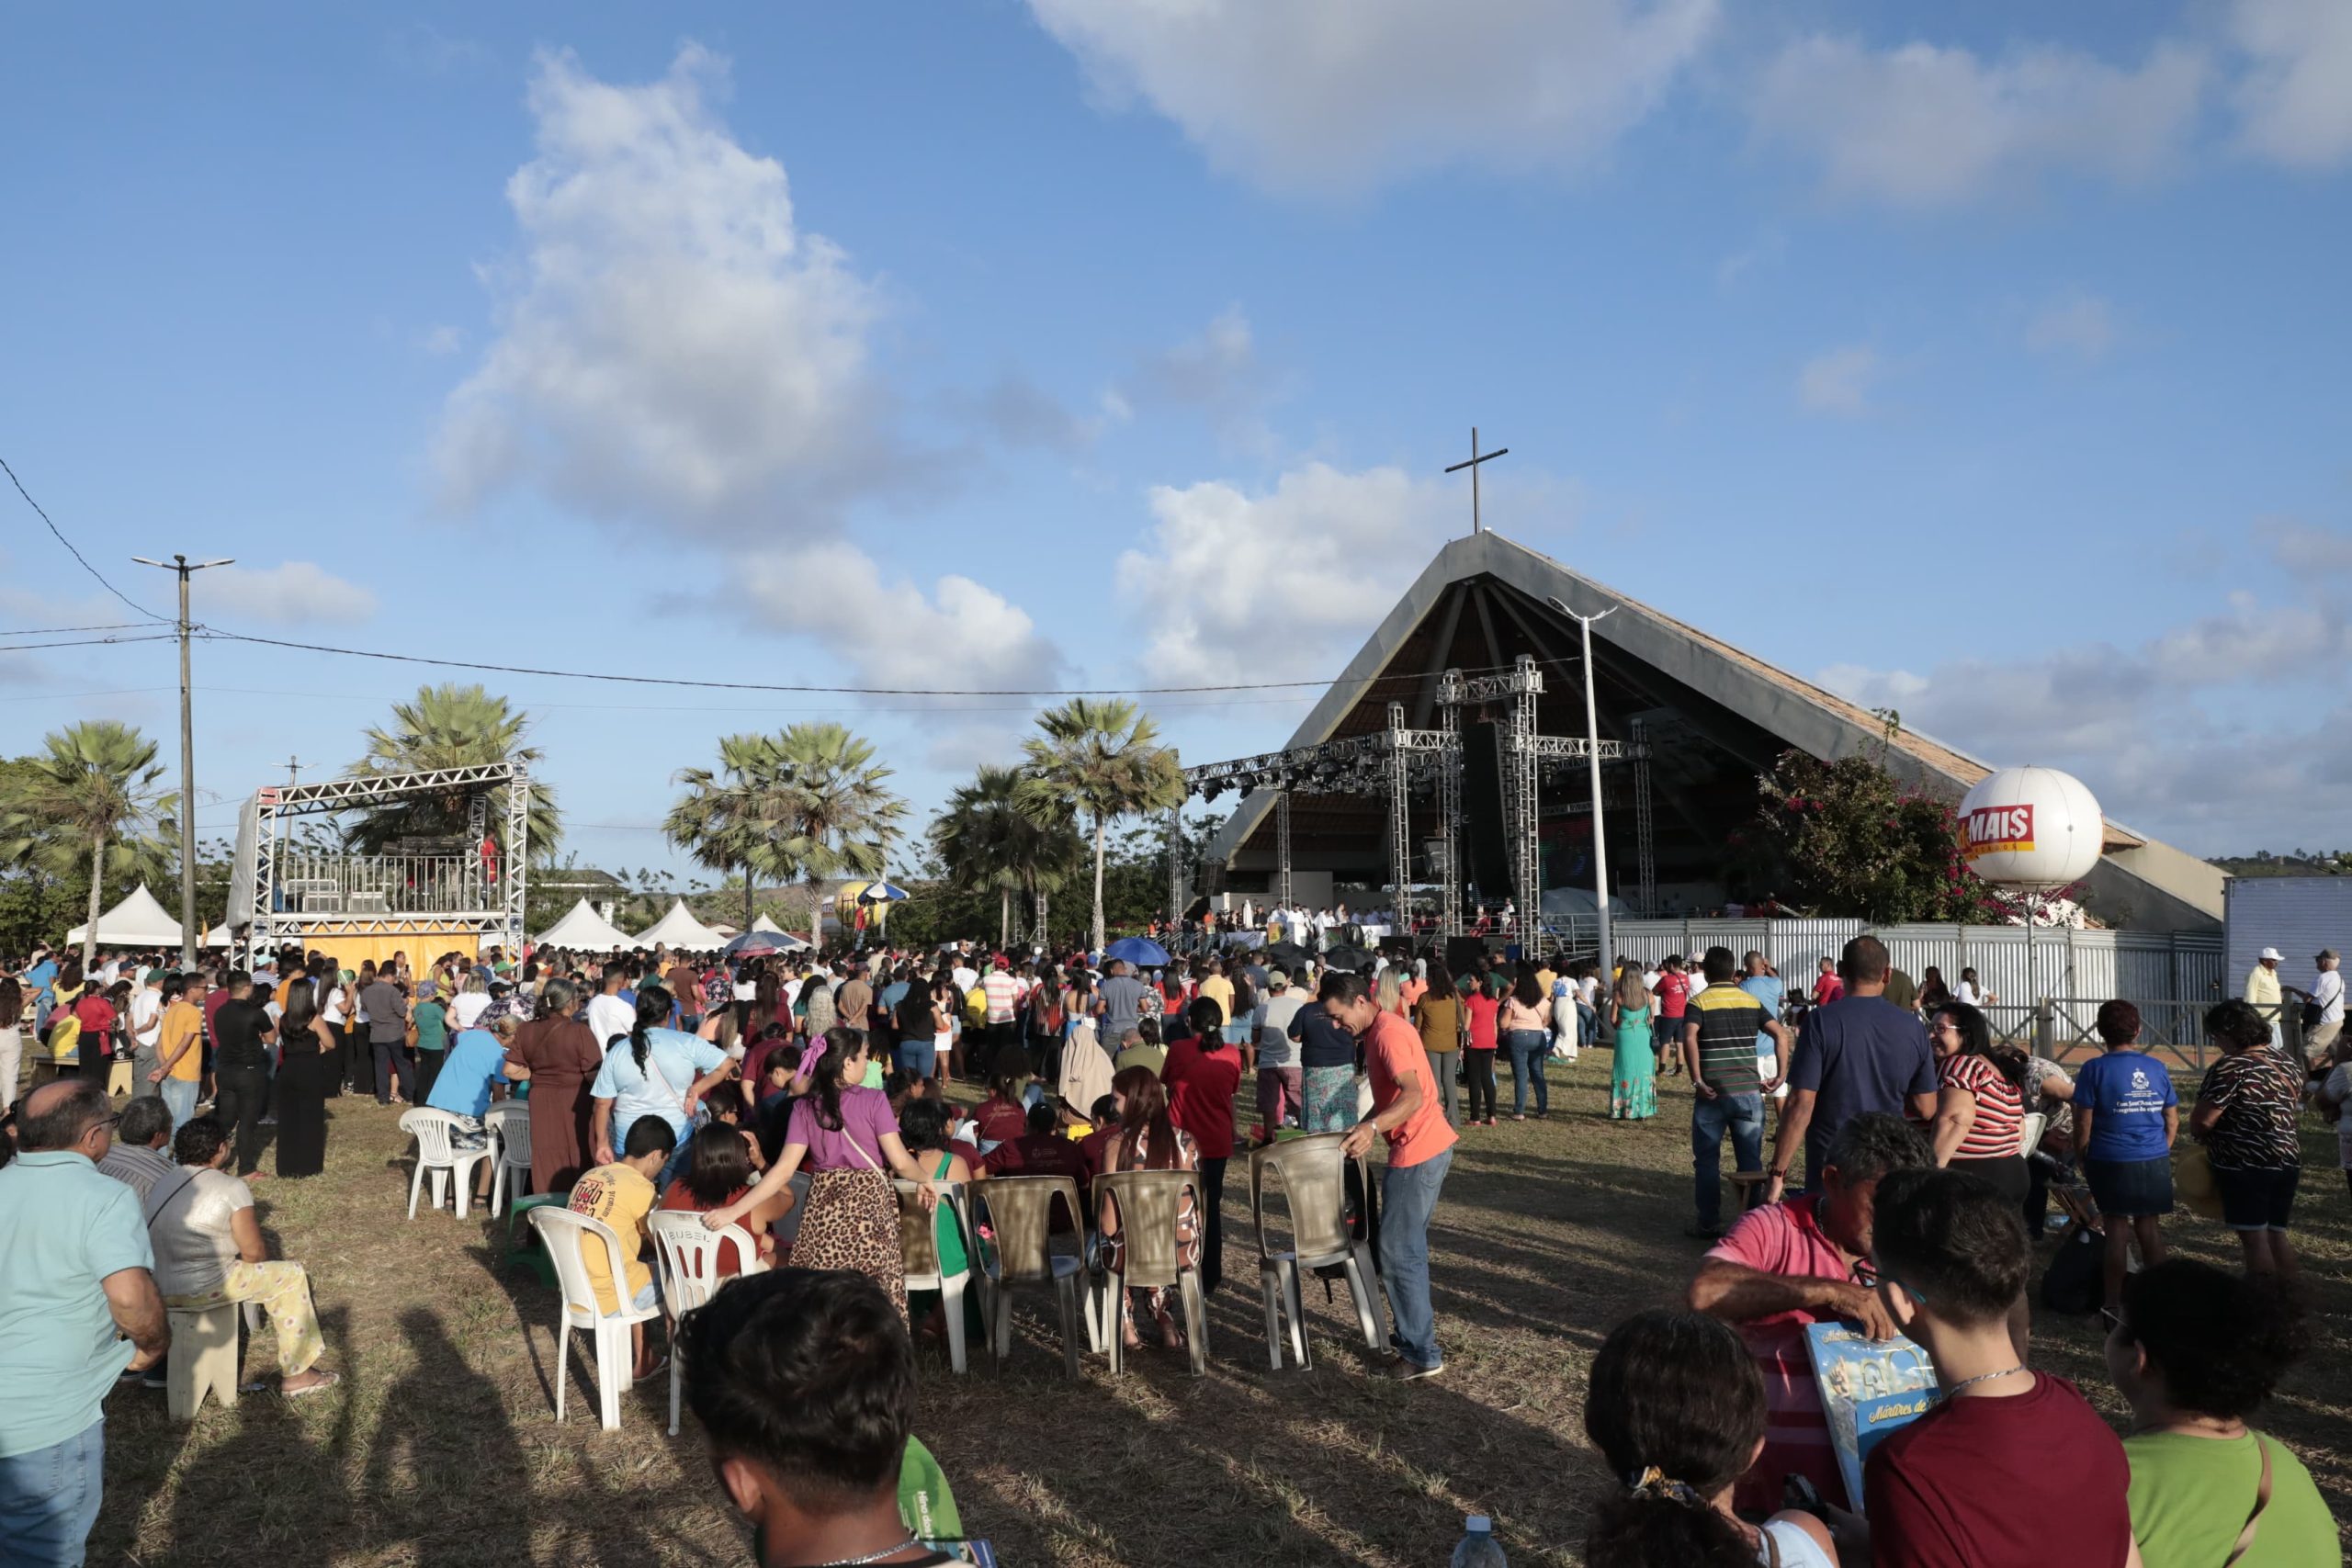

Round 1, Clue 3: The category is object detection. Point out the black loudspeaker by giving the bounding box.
[1445,936,1488,977]
[1461,720,1510,896]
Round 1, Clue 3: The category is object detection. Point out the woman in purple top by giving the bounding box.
[707,1025,938,1320]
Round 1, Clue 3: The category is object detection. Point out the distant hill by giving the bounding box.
[2213,852,2352,879]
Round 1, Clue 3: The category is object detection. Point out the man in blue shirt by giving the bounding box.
[1739,951,1787,1097]
[24,950,60,1032]
[0,1080,170,1565]
[1768,936,1937,1201]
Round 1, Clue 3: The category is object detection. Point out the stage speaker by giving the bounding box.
[1461,720,1510,897]
[1445,935,1488,977]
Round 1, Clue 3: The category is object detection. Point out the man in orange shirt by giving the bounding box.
[1324,970,1456,1381]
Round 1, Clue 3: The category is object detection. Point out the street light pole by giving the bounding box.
[132,554,232,969]
[1549,596,1616,986]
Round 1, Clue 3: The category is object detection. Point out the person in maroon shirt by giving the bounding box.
[1862,1166,2138,1568]
[1161,997,1241,1294]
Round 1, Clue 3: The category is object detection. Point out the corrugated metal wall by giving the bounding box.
[1606,919,2223,1048]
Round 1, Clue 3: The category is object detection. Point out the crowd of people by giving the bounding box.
[0,923,2346,1565]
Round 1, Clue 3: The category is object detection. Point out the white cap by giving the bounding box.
[2260,947,2284,962]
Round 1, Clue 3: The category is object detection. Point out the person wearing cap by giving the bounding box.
[1254,969,1308,1138]
[2246,948,2286,1047]
[2307,951,2344,1059]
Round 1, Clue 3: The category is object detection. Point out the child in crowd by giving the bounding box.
[569,1114,678,1382]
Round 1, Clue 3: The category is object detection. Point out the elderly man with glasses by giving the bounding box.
[0,1078,169,1567]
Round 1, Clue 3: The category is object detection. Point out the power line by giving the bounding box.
[196,626,1526,700]
[0,622,151,636]
[0,456,170,623]
[0,633,179,653]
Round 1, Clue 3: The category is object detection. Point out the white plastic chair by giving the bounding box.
[895,1179,983,1374]
[528,1206,663,1430]
[646,1210,766,1436]
[400,1107,495,1220]
[485,1101,533,1216]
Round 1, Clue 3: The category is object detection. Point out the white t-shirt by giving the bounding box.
[2314,967,2344,1025]
[131,987,164,1048]
[732,978,756,1003]
[449,991,492,1029]
[584,993,635,1051]
[148,1167,253,1297]
[951,966,978,994]
[1954,980,1982,1005]
[322,985,348,1026]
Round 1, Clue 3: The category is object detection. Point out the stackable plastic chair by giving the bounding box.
[646,1210,766,1435]
[896,1179,983,1374]
[1091,1168,1209,1376]
[528,1206,662,1431]
[485,1101,533,1216]
[399,1107,495,1220]
[1246,1133,1382,1371]
[973,1176,1087,1378]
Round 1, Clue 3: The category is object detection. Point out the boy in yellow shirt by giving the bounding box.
[569,1115,677,1381]
[149,974,210,1132]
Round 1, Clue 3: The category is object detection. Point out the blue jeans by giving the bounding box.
[1378,1147,1453,1370]
[1691,1091,1765,1229]
[0,1416,105,1567]
[159,1077,198,1134]
[897,1038,937,1078]
[1502,1030,1549,1115]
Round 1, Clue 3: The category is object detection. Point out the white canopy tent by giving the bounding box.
[66,884,185,949]
[535,897,637,952]
[636,899,728,952]
[751,913,789,934]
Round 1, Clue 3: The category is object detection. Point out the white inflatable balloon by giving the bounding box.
[1957,767,2104,889]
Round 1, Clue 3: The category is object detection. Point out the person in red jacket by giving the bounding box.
[1160,997,1241,1294]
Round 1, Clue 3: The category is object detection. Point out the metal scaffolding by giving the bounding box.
[1631,717,1657,917]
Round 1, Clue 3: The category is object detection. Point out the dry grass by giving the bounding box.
[91,1061,2352,1566]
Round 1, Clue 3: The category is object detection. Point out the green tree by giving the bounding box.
[667,733,799,932]
[932,764,1085,947]
[344,683,561,857]
[768,724,908,948]
[1731,749,2009,923]
[1014,699,1184,953]
[0,722,175,965]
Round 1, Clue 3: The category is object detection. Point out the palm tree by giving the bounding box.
[666,733,797,932]
[1014,698,1183,953]
[0,721,175,966]
[933,765,1085,948]
[345,682,561,857]
[769,724,908,949]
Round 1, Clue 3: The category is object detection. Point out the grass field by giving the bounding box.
[85,1057,2352,1567]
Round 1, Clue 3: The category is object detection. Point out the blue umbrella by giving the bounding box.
[857,880,910,904]
[1104,935,1171,967]
[724,929,807,958]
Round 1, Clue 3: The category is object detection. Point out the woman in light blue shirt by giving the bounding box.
[588,987,734,1168]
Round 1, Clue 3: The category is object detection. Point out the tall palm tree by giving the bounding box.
[666,733,797,932]
[1014,698,1183,953]
[933,765,1085,948]
[0,721,175,966]
[345,682,561,857]
[770,724,907,948]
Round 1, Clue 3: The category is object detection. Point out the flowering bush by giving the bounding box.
[1736,750,2014,922]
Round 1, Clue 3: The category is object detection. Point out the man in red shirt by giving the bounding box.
[1323,970,1455,1380]
[1862,1167,2135,1567]
[1652,954,1690,1077]
[1813,956,1845,1008]
[1689,1112,1930,1512]
[1161,996,1241,1294]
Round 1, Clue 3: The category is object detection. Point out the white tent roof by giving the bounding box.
[637,899,728,951]
[535,897,636,951]
[66,884,184,948]
[751,913,788,934]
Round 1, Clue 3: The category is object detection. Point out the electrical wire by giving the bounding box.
[0,456,171,623]
[0,633,179,653]
[0,622,151,637]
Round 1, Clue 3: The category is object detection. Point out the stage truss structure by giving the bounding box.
[237,762,529,958]
[1180,657,1653,940]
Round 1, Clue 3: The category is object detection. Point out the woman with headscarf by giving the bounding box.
[502,976,603,1192]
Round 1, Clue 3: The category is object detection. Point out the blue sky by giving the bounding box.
[3,0,2347,884]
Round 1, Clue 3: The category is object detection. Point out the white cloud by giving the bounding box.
[1795,344,1881,416]
[1027,0,1719,193]
[420,324,465,356]
[1112,462,1456,684]
[1753,35,2206,207]
[740,543,1064,699]
[191,562,377,626]
[2230,0,2352,166]
[2256,516,2352,575]
[2024,292,2118,361]
[432,45,907,538]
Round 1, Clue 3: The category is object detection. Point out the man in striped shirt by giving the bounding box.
[1682,946,1794,1239]
[980,957,1023,1060]
[1689,1113,1931,1515]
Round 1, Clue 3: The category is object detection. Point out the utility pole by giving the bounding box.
[285,756,304,788]
[1443,426,1509,535]
[132,553,232,968]
[1549,595,1616,986]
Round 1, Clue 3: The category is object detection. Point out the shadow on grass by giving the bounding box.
[355,1307,536,1565]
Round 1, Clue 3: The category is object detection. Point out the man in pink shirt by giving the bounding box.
[1325,970,1456,1381]
[1687,1112,1929,1510]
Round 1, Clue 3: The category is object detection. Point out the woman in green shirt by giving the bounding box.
[2107,1258,2337,1568]
[410,984,449,1101]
